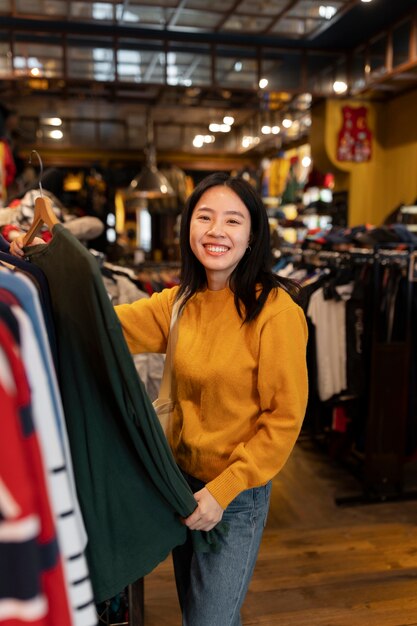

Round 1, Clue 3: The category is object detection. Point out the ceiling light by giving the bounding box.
[223,116,234,125]
[271,126,280,134]
[259,78,268,89]
[126,112,174,199]
[204,135,215,143]
[261,125,271,135]
[219,124,231,132]
[106,228,117,243]
[49,129,63,140]
[193,136,204,148]
[209,123,221,132]
[361,0,372,3]
[319,5,337,19]
[234,61,242,72]
[282,118,292,129]
[333,80,348,94]
[302,156,312,168]
[30,67,41,76]
[43,117,62,126]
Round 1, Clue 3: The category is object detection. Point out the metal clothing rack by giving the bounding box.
[335,246,417,506]
[128,579,145,626]
[97,579,144,626]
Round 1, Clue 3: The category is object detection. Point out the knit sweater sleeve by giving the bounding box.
[205,303,308,509]
[114,286,179,353]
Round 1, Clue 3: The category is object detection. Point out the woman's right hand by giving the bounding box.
[9,235,46,258]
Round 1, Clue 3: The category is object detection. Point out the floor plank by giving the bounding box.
[143,441,417,625]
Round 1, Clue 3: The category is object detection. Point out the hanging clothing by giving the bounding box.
[307,283,353,402]
[0,250,57,364]
[0,268,97,626]
[24,224,221,604]
[12,306,96,626]
[0,321,72,626]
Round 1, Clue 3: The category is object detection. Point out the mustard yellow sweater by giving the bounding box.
[115,285,308,509]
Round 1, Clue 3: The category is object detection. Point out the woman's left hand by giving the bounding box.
[182,487,224,532]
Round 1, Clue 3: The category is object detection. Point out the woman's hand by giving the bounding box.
[9,235,46,258]
[182,487,224,532]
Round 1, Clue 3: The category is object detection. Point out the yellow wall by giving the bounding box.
[311,89,417,226]
[380,89,417,217]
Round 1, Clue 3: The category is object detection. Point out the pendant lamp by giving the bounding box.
[125,111,174,199]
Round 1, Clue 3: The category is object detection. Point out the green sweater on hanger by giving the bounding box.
[25,224,221,603]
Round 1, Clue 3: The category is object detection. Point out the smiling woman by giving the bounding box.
[114,171,309,625]
[189,186,252,291]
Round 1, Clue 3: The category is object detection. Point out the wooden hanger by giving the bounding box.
[22,195,59,245]
[22,150,59,246]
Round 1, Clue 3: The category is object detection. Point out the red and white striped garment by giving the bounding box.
[0,321,73,626]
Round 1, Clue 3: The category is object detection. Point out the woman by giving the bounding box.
[115,172,308,625]
[11,171,308,625]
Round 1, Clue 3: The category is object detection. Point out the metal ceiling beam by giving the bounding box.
[166,0,188,29]
[0,15,345,52]
[214,0,244,32]
[262,0,299,35]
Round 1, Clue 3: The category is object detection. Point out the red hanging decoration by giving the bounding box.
[337,106,372,163]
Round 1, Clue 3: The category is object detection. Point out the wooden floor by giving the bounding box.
[143,440,417,625]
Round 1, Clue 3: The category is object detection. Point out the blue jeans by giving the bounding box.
[172,473,272,626]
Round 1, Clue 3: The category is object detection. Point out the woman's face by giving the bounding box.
[189,185,251,290]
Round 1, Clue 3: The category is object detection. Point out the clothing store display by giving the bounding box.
[0,267,97,626]
[276,244,417,501]
[24,224,225,603]
[116,284,308,509]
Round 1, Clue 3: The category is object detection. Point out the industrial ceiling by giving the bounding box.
[0,0,416,162]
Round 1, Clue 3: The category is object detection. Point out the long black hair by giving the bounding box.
[178,172,300,322]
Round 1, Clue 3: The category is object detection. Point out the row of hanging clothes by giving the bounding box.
[275,244,417,502]
[0,194,226,626]
[0,154,202,625]
[0,249,97,625]
[0,239,168,626]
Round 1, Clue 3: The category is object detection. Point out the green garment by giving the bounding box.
[25,225,223,602]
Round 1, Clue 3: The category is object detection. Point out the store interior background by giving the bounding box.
[2,0,417,260]
[2,1,417,624]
